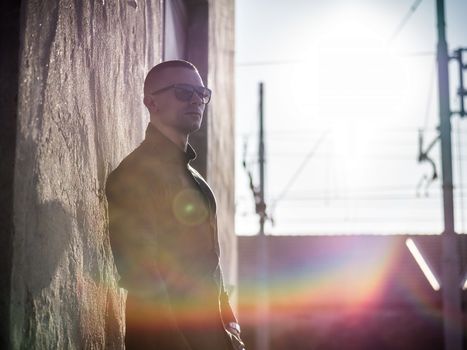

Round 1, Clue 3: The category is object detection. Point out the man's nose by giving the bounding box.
[190,91,203,105]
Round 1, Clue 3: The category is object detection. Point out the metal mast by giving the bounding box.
[435,1,463,349]
[256,82,269,350]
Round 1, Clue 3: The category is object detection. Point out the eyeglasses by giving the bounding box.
[151,83,212,104]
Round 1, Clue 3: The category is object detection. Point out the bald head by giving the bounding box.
[142,60,206,148]
[144,60,199,97]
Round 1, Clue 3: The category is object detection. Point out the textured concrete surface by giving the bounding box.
[11,0,236,348]
[206,0,237,303]
[12,0,163,348]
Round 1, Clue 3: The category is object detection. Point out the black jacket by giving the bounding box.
[106,123,236,349]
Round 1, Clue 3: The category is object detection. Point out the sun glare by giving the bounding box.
[312,9,408,102]
[236,2,439,235]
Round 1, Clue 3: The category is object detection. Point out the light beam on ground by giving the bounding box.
[406,238,440,291]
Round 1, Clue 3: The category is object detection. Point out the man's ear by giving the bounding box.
[143,95,158,112]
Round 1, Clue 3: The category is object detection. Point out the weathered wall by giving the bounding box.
[12,0,163,348]
[11,0,236,348]
[206,0,237,302]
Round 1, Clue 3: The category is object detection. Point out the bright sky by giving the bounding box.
[234,0,467,235]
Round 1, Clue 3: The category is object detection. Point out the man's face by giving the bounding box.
[147,67,207,136]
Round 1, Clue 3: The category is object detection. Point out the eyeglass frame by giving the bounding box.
[151,83,212,104]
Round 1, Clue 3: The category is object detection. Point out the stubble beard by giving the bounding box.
[178,111,203,135]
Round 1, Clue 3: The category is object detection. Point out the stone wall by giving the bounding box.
[11,1,163,348]
[10,0,236,348]
[206,0,237,303]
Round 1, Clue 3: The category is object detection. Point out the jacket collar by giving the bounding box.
[143,123,197,164]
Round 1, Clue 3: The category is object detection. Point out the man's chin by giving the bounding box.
[187,123,202,134]
[184,120,202,134]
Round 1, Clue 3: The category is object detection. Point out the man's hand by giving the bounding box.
[226,322,241,337]
[225,322,246,350]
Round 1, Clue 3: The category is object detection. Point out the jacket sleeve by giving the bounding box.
[106,170,165,295]
[216,265,238,326]
[191,168,239,326]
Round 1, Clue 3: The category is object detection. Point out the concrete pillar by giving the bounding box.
[11,1,163,348]
[6,1,236,348]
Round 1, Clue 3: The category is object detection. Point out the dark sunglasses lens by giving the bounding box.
[174,87,194,101]
[173,85,211,103]
[196,87,211,103]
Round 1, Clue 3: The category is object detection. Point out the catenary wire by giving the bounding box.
[389,0,424,43]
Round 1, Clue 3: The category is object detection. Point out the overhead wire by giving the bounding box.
[269,131,328,212]
[235,52,434,68]
[237,127,464,139]
[242,153,467,160]
[388,0,424,43]
[235,0,467,234]
[237,213,444,224]
[257,217,443,224]
[268,194,467,202]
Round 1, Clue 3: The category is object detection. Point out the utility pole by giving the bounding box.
[435,1,463,349]
[241,83,269,350]
[256,82,269,350]
[258,82,267,236]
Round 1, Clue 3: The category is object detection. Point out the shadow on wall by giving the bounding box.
[12,195,124,347]
[13,199,75,348]
[24,200,72,293]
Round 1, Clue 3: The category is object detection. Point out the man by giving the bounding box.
[106,60,244,349]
